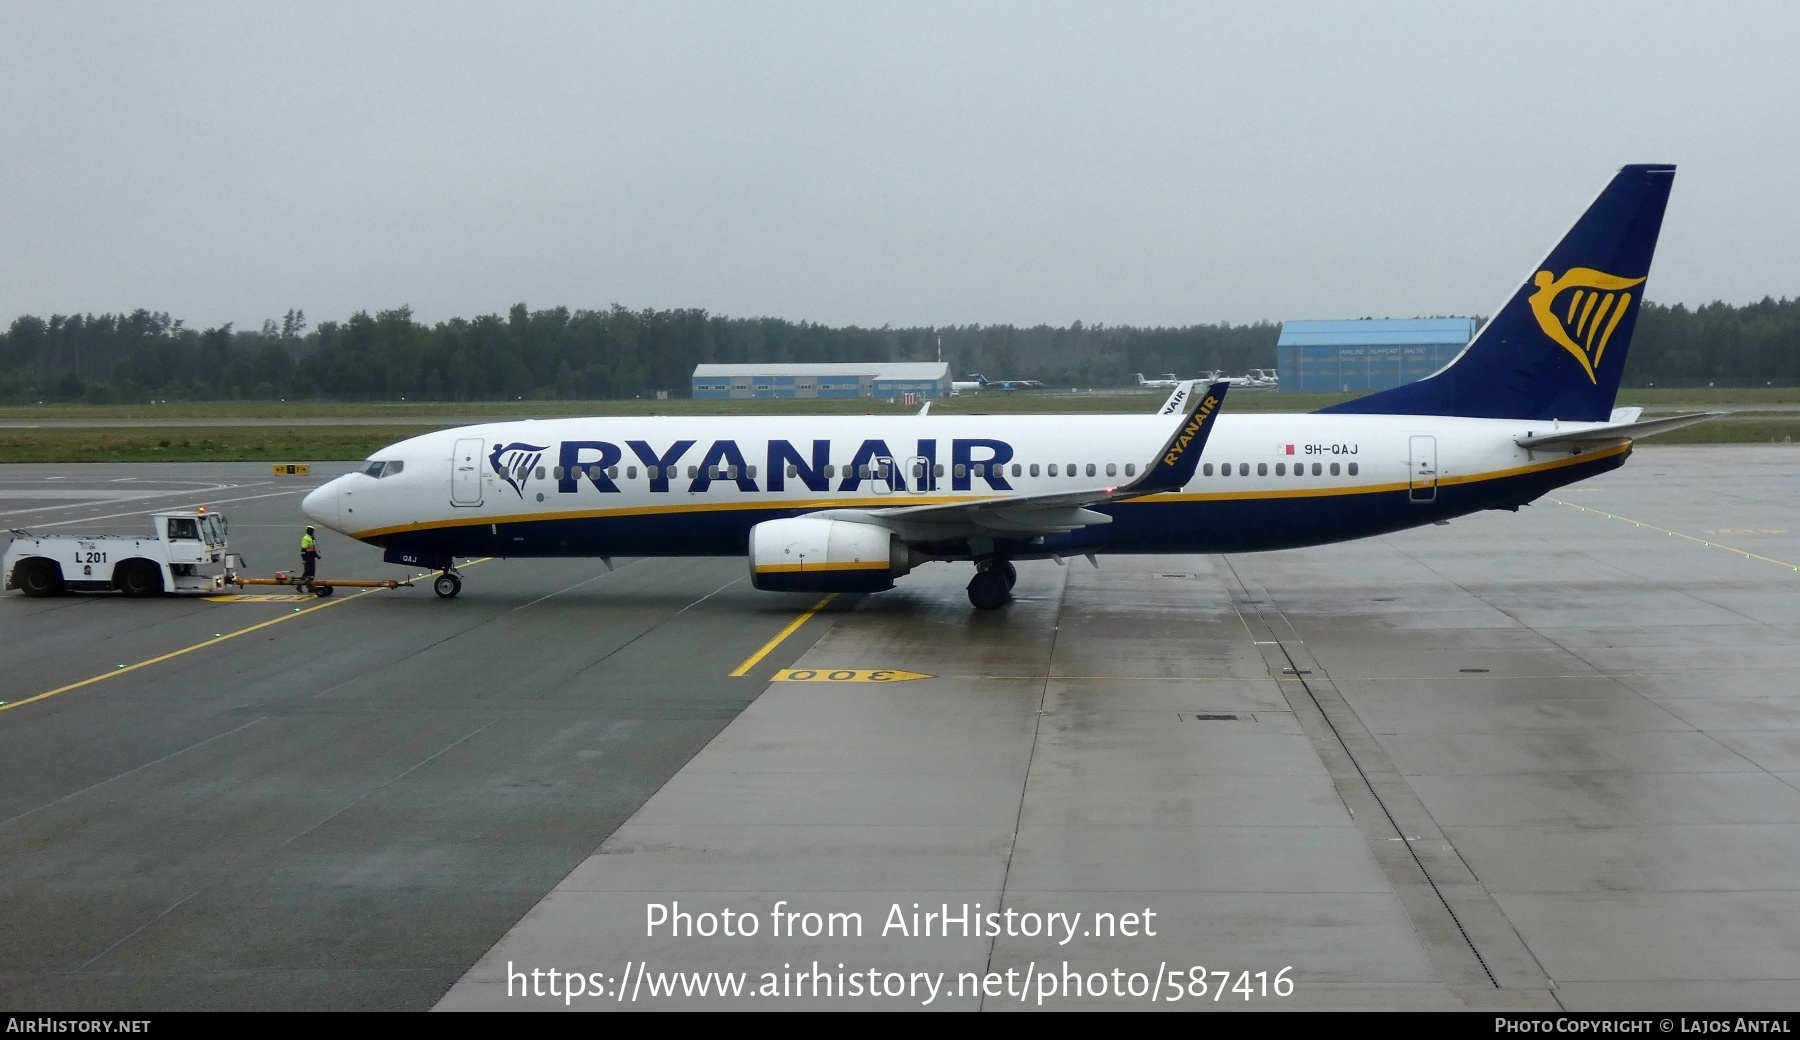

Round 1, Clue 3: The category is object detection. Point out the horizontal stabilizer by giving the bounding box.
[1515,411,1721,451]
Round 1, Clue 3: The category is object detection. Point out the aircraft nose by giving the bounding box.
[301,478,343,532]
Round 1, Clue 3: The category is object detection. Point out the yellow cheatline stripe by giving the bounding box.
[0,558,492,715]
[729,594,836,677]
[1549,499,1800,573]
[753,561,888,574]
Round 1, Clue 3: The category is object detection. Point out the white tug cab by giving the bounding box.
[4,508,237,597]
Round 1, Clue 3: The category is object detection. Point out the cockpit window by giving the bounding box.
[361,460,405,478]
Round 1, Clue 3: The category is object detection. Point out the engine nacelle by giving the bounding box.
[748,517,912,593]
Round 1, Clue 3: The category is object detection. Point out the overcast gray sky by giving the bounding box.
[3,1,1797,331]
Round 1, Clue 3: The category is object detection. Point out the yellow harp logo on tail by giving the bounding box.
[1527,268,1646,383]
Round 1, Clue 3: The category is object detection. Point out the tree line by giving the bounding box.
[0,296,1795,404]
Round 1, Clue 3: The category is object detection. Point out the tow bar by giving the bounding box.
[223,571,413,598]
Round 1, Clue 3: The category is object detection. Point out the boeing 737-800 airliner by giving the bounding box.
[301,165,1711,609]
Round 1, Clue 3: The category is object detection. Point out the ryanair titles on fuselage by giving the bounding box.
[489,437,1016,499]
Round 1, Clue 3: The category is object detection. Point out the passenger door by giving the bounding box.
[905,455,931,494]
[452,438,484,507]
[1409,435,1438,503]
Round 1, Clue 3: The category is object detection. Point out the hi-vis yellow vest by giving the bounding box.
[301,533,316,551]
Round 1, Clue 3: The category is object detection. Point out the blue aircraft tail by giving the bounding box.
[1318,164,1675,421]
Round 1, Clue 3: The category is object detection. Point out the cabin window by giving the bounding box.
[747,465,757,479]
[646,466,659,479]
[953,463,966,478]
[1105,463,1117,477]
[1085,463,1097,477]
[1066,463,1076,477]
[935,463,945,477]
[1330,462,1340,476]
[1347,462,1358,476]
[1125,463,1136,476]
[859,465,872,479]
[553,466,565,480]
[535,466,546,480]
[1047,463,1058,476]
[1311,462,1322,476]
[1257,463,1268,476]
[1276,463,1286,476]
[972,464,985,477]
[627,466,638,479]
[786,464,797,478]
[1238,463,1249,476]
[1029,463,1040,477]
[1202,463,1213,476]
[607,466,619,479]
[1220,463,1231,477]
[1012,463,1022,477]
[687,465,698,479]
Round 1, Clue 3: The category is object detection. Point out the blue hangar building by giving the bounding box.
[690,362,951,400]
[1276,318,1477,393]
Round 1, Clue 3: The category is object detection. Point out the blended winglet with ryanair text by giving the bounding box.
[1320,164,1675,422]
[1125,380,1229,496]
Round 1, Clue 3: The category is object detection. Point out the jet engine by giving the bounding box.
[748,517,913,593]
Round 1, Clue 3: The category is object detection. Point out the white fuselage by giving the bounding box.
[303,411,1626,564]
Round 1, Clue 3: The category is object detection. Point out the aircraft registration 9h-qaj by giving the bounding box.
[302,164,1714,610]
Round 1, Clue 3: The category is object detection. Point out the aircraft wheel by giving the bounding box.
[434,574,462,599]
[966,570,1008,610]
[993,559,1017,590]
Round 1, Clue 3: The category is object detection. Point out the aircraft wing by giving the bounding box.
[1514,411,1721,451]
[815,381,1229,539]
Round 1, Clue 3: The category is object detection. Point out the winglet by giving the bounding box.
[1156,380,1194,415]
[1124,380,1228,496]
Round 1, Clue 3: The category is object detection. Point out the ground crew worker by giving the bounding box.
[300,526,321,582]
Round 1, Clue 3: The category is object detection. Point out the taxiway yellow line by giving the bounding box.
[1,558,492,715]
[730,595,837,677]
[1548,498,1800,573]
[1,592,363,714]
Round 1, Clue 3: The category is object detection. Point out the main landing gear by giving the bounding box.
[966,557,1017,610]
[434,569,463,599]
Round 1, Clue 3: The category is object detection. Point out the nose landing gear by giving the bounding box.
[966,557,1017,610]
